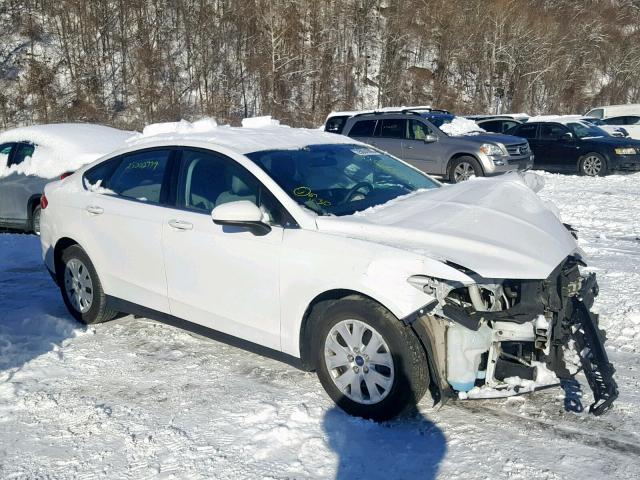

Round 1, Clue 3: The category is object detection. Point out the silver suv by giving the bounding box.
[326,109,534,182]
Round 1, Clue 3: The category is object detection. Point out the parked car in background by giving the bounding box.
[470,116,523,134]
[601,115,640,140]
[325,107,533,183]
[40,119,617,420]
[0,123,134,234]
[584,104,640,119]
[506,119,640,175]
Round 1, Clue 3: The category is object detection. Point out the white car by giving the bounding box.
[39,121,617,420]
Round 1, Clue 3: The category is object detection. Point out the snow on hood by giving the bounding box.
[0,123,135,179]
[440,117,486,136]
[128,117,357,154]
[316,173,579,280]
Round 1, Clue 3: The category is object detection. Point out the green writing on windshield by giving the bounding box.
[293,186,331,207]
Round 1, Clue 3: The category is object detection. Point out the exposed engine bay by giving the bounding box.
[409,256,619,415]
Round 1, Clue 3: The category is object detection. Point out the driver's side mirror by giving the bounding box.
[424,134,438,143]
[211,200,271,235]
[561,132,574,141]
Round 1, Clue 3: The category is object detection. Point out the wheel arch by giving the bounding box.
[578,150,609,174]
[53,237,81,280]
[446,152,485,178]
[298,289,404,371]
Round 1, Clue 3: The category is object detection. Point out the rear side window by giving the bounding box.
[513,124,538,139]
[89,150,171,203]
[348,120,377,137]
[586,108,604,119]
[479,120,501,133]
[9,143,35,167]
[325,116,349,134]
[379,119,407,138]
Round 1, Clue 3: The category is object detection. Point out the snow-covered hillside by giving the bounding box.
[1,172,639,479]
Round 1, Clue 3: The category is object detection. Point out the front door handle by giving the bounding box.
[406,145,414,150]
[168,219,193,231]
[86,205,104,215]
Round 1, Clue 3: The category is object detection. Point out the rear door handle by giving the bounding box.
[86,205,104,215]
[168,219,193,231]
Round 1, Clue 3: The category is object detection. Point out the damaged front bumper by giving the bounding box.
[409,257,619,415]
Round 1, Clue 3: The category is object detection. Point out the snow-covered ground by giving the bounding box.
[1,172,640,479]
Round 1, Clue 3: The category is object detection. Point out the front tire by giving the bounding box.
[311,296,429,421]
[449,156,482,183]
[579,153,608,176]
[58,245,117,324]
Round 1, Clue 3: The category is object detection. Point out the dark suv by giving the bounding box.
[506,120,640,175]
[325,108,533,182]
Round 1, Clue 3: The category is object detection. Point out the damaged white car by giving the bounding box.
[39,121,617,421]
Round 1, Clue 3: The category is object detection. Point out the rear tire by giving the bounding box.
[579,153,608,176]
[449,156,482,183]
[58,245,117,324]
[311,296,429,421]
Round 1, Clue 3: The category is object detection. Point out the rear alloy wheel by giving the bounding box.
[31,205,41,235]
[59,245,117,324]
[580,153,607,176]
[311,296,429,421]
[450,156,482,183]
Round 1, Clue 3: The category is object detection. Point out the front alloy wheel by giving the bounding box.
[324,319,395,405]
[580,154,607,176]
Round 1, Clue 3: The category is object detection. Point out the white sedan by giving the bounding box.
[39,120,617,420]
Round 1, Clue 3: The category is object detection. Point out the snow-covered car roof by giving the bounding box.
[127,117,357,154]
[0,123,136,179]
[526,115,592,125]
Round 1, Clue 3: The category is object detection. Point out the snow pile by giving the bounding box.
[138,117,218,138]
[241,116,283,128]
[129,118,357,154]
[0,123,135,179]
[440,117,485,136]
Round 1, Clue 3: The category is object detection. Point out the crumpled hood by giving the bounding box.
[315,174,580,280]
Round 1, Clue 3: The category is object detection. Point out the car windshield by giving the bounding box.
[247,144,439,216]
[567,122,607,139]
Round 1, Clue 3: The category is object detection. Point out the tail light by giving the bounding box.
[41,193,48,210]
[60,171,74,180]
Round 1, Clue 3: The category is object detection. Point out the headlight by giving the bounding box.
[615,147,637,155]
[479,143,507,156]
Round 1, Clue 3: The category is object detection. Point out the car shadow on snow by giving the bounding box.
[0,235,82,375]
[322,368,447,480]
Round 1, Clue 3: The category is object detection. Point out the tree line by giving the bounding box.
[1,0,639,130]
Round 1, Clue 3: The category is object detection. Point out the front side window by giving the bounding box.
[379,119,406,138]
[348,120,377,138]
[248,144,439,217]
[9,143,35,167]
[177,149,292,227]
[407,120,432,140]
[540,124,569,140]
[513,124,538,139]
[106,150,171,203]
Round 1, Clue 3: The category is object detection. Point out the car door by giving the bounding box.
[373,118,406,158]
[80,148,174,313]
[0,142,40,225]
[161,148,287,350]
[0,143,16,223]
[346,119,378,148]
[401,119,439,173]
[539,123,579,171]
